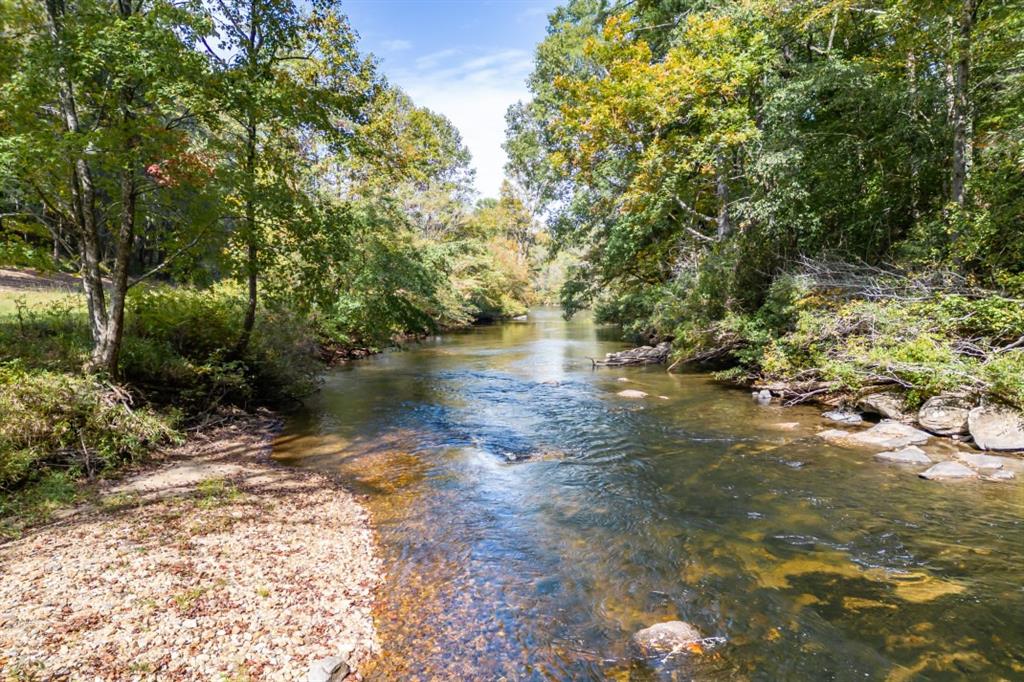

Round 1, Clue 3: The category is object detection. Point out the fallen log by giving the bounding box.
[592,341,671,367]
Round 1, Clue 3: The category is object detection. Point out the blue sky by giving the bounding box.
[343,0,561,198]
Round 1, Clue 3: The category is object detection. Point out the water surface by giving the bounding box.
[274,309,1024,680]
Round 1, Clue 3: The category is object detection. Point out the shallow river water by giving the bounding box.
[274,309,1023,681]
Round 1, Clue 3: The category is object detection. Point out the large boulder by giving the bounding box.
[968,406,1024,451]
[874,446,932,465]
[819,420,930,449]
[633,621,703,655]
[857,393,908,420]
[918,396,971,436]
[919,461,977,481]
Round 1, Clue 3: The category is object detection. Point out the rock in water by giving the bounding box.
[918,395,971,435]
[597,341,671,366]
[309,657,349,682]
[956,452,1006,470]
[874,446,932,464]
[633,621,703,655]
[968,405,1024,451]
[819,421,930,449]
[617,389,648,398]
[823,410,863,424]
[919,461,977,481]
[857,393,907,420]
[753,389,772,405]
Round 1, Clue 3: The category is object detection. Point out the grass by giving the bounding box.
[0,289,83,318]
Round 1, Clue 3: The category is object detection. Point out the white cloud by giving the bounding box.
[381,39,412,52]
[392,49,534,198]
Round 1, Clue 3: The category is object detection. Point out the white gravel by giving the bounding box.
[0,414,381,680]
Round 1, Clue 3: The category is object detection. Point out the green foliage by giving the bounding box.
[0,362,176,491]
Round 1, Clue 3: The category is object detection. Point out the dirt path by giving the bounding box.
[0,413,381,681]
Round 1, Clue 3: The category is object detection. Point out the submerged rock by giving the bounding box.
[919,461,977,481]
[752,389,772,405]
[857,393,907,420]
[967,405,1024,451]
[956,452,1006,470]
[874,446,932,465]
[633,621,703,655]
[918,395,971,435]
[823,410,863,425]
[819,421,930,449]
[309,657,349,682]
[983,469,1016,482]
[618,389,648,399]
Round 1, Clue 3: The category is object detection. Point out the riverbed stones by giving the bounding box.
[874,446,932,465]
[918,396,972,436]
[617,389,648,398]
[857,393,907,420]
[309,657,350,682]
[919,461,978,480]
[823,410,863,425]
[819,421,930,449]
[967,405,1024,451]
[956,452,1006,470]
[983,469,1016,481]
[633,621,703,655]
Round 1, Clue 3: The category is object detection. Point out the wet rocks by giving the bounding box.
[596,342,671,366]
[919,461,977,480]
[617,389,648,399]
[309,657,350,682]
[956,452,1007,470]
[874,446,932,465]
[633,621,703,655]
[819,420,930,449]
[823,410,863,425]
[752,389,772,405]
[857,393,907,420]
[917,396,971,436]
[967,405,1024,451]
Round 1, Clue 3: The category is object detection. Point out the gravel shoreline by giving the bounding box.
[0,412,381,680]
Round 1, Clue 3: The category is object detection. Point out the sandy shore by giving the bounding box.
[0,412,381,680]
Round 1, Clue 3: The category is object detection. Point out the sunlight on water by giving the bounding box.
[274,309,1024,681]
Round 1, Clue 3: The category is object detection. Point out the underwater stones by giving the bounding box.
[983,469,1016,482]
[919,461,977,481]
[874,446,933,465]
[857,393,908,420]
[819,421,930,449]
[955,452,1006,470]
[968,405,1024,451]
[752,389,772,405]
[633,621,703,655]
[823,410,863,425]
[917,395,971,436]
[617,389,648,398]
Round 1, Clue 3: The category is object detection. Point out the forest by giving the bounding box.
[506,0,1024,409]
[0,0,537,527]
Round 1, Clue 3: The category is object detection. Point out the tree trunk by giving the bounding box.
[234,122,259,357]
[950,0,978,209]
[92,171,136,377]
[715,152,732,241]
[45,0,109,351]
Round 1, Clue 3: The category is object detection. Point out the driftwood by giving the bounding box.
[592,341,671,367]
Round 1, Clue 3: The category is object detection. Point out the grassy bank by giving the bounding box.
[0,264,532,538]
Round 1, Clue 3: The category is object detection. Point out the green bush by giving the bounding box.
[0,362,177,491]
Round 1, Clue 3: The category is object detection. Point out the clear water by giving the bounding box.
[273,309,1024,681]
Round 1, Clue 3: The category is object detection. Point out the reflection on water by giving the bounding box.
[274,310,1024,680]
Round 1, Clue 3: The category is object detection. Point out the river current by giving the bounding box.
[274,309,1024,681]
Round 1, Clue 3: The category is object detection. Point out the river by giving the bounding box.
[274,309,1024,680]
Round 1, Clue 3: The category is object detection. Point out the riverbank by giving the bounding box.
[0,411,381,680]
